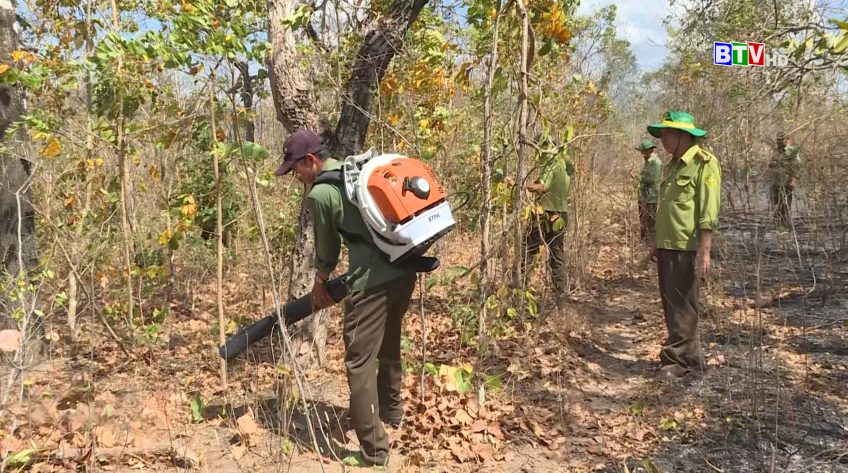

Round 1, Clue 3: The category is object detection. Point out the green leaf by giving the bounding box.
[455,370,471,394]
[7,448,36,467]
[639,458,661,473]
[425,276,439,291]
[629,400,646,416]
[281,438,293,455]
[660,417,678,431]
[552,217,565,232]
[224,0,239,6]
[833,32,848,54]
[424,362,438,377]
[191,394,204,423]
[239,141,270,161]
[830,18,848,30]
[483,374,502,390]
[539,38,553,56]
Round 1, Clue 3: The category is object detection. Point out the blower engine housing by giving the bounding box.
[342,148,455,262]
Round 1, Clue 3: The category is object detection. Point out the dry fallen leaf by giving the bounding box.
[454,408,473,425]
[94,424,117,448]
[0,329,22,352]
[230,443,247,460]
[237,412,260,436]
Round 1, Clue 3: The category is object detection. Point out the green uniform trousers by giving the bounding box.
[523,211,567,300]
[343,272,416,466]
[656,249,703,372]
[770,184,794,227]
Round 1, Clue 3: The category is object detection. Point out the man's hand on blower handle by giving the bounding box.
[312,271,335,310]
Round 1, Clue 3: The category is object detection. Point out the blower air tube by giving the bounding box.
[218,256,440,361]
[218,275,348,361]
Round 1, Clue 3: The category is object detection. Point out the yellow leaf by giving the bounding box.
[11,51,36,63]
[158,229,173,246]
[0,64,9,74]
[41,138,61,158]
[180,201,197,217]
[225,320,237,335]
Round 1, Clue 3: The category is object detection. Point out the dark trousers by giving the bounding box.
[656,249,703,372]
[524,212,567,298]
[639,202,657,243]
[343,273,416,465]
[770,184,794,226]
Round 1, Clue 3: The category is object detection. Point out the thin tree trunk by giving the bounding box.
[513,0,531,290]
[210,76,227,388]
[109,0,136,331]
[67,0,97,342]
[236,62,256,143]
[479,0,503,354]
[477,0,503,407]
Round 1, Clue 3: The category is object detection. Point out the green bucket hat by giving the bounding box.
[647,111,708,138]
[636,139,657,151]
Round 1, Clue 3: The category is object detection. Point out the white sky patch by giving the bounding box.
[576,0,678,71]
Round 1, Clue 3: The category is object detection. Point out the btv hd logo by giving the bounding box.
[713,41,788,67]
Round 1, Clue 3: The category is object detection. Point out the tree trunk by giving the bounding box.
[0,0,40,359]
[479,0,503,354]
[267,0,431,366]
[210,78,227,388]
[267,0,328,368]
[513,0,531,291]
[330,0,429,157]
[236,62,256,143]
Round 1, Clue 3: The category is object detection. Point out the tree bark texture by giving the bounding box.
[0,0,37,331]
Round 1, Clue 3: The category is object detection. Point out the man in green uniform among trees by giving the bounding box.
[769,131,801,228]
[636,139,662,243]
[644,111,721,380]
[525,137,574,309]
[275,129,416,468]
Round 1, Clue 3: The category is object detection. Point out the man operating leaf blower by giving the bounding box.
[271,129,454,467]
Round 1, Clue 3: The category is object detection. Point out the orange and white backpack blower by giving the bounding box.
[315,147,456,263]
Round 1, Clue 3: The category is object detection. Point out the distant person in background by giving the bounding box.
[769,131,801,228]
[644,111,721,380]
[636,139,662,243]
[525,136,574,310]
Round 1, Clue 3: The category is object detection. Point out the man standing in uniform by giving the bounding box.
[525,137,573,309]
[768,131,801,228]
[275,129,416,467]
[645,111,721,379]
[637,139,662,243]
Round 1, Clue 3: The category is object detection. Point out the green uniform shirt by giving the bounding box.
[639,153,662,204]
[768,145,801,187]
[307,158,414,293]
[655,144,721,251]
[537,154,573,213]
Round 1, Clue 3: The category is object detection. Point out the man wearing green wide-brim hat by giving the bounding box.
[647,111,709,138]
[636,139,662,243]
[641,111,721,380]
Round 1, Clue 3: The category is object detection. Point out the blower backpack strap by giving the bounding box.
[312,168,440,273]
